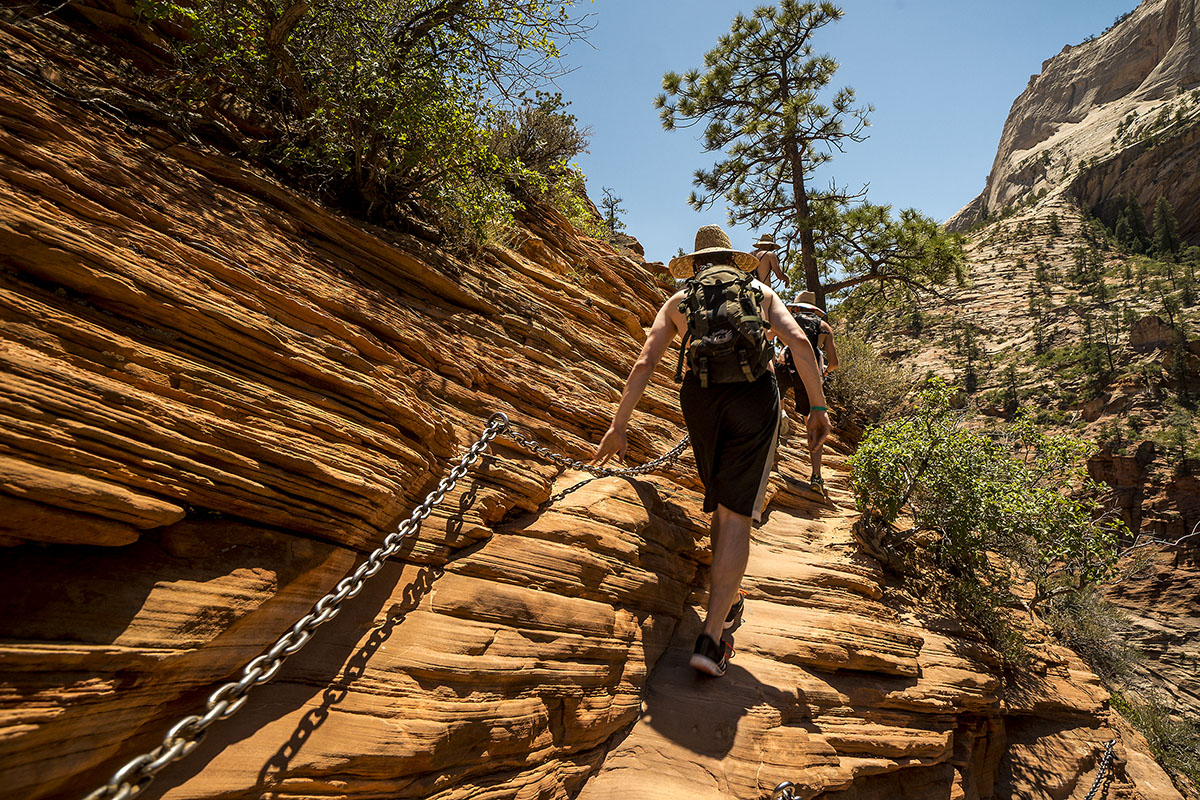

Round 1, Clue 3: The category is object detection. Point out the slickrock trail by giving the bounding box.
[576,451,1174,800]
[0,10,1189,800]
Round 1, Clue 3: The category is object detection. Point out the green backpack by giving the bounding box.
[674,264,774,388]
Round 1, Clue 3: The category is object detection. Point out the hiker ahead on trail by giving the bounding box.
[776,291,839,498]
[752,233,788,290]
[594,225,828,678]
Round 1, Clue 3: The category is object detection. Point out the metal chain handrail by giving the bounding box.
[82,412,688,800]
[83,413,509,800]
[1083,739,1117,800]
[771,739,1118,800]
[506,427,690,478]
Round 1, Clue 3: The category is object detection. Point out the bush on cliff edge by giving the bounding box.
[135,0,590,237]
[849,378,1126,663]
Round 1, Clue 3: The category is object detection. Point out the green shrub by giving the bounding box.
[825,337,911,424]
[849,380,1125,660]
[490,92,591,185]
[1111,692,1200,791]
[136,0,587,233]
[1041,588,1137,683]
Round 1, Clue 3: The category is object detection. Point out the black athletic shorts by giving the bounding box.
[679,371,780,522]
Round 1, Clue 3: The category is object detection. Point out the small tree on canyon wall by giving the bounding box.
[600,187,627,236]
[139,0,590,232]
[655,1,870,308]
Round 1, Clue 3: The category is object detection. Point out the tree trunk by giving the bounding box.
[785,136,822,308]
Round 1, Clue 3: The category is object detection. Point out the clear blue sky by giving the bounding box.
[553,0,1138,266]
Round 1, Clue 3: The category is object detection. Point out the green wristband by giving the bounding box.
[810,406,827,412]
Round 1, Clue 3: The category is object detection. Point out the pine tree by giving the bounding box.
[1002,364,1019,416]
[1152,195,1182,258]
[961,328,980,393]
[1124,195,1152,253]
[1163,410,1194,467]
[1115,214,1138,253]
[600,187,626,236]
[1171,341,1191,405]
[1071,247,1088,284]
[656,1,870,308]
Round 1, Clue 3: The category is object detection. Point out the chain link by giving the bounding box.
[83,413,510,800]
[771,780,797,800]
[505,427,689,478]
[1082,739,1117,800]
[82,412,688,800]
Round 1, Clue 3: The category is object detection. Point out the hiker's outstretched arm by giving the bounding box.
[594,296,681,466]
[821,321,840,372]
[771,255,787,285]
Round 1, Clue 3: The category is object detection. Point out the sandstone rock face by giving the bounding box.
[1106,545,1200,719]
[0,13,1186,800]
[1131,316,1182,350]
[947,0,1200,239]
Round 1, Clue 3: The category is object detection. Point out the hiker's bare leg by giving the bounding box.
[703,504,752,642]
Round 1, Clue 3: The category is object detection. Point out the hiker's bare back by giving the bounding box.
[754,251,787,287]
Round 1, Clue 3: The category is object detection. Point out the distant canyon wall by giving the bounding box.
[948,0,1200,239]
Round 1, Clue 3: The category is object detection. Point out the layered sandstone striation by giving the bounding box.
[0,12,1186,800]
[948,0,1200,239]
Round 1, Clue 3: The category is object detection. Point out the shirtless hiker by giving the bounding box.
[594,225,828,677]
[752,232,788,289]
[777,292,840,498]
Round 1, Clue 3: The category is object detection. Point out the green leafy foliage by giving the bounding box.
[1157,408,1199,470]
[849,380,1126,659]
[824,336,910,424]
[1111,692,1200,791]
[490,91,591,185]
[136,0,588,234]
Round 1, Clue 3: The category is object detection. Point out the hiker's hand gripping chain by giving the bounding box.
[506,424,689,477]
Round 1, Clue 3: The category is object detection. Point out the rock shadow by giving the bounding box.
[137,562,436,799]
[254,564,440,789]
[639,606,804,760]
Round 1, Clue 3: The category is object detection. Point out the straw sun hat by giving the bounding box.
[787,290,826,318]
[668,225,758,278]
[752,233,778,250]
